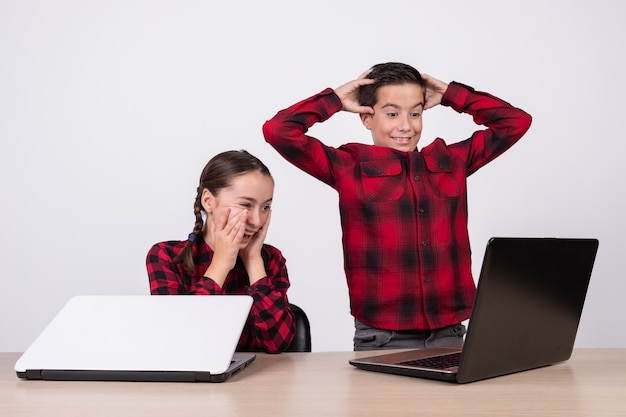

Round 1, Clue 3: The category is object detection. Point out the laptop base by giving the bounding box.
[17,353,256,383]
[350,345,462,382]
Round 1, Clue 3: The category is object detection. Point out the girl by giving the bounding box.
[146,150,295,353]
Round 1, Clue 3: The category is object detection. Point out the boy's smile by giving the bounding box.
[360,83,425,152]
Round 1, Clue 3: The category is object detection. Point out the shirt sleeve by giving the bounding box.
[239,247,296,353]
[145,242,220,295]
[262,88,345,187]
[440,82,533,175]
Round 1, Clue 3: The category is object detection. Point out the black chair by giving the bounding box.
[285,303,312,352]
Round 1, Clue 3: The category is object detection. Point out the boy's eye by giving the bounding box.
[411,112,421,118]
[262,205,272,211]
[387,112,397,117]
[240,203,252,208]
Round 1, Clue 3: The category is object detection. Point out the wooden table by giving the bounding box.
[2,349,625,416]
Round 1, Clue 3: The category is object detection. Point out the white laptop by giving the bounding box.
[15,295,256,382]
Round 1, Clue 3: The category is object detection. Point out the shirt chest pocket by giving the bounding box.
[360,160,405,202]
[424,157,460,198]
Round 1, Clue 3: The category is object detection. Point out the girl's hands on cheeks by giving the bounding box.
[239,211,271,285]
[239,211,270,261]
[203,207,246,287]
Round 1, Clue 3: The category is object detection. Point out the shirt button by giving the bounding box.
[424,277,429,283]
[419,207,425,214]
[378,168,384,173]
[246,287,255,295]
[414,175,419,180]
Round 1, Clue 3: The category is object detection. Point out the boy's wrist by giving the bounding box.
[440,81,470,109]
[325,89,344,114]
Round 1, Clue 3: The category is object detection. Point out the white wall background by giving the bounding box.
[2,0,624,352]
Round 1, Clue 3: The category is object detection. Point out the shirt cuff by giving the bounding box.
[317,88,343,121]
[441,81,472,113]
[246,276,272,296]
[197,276,223,294]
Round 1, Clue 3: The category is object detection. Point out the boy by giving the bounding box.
[263,63,532,350]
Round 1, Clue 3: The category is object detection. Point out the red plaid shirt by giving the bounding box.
[263,82,532,331]
[146,239,295,353]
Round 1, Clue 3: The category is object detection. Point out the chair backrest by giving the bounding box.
[285,303,312,352]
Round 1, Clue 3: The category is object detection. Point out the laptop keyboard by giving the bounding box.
[397,352,462,369]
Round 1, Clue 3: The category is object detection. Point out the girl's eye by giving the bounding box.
[387,112,397,117]
[411,112,421,118]
[240,203,252,208]
[263,205,272,211]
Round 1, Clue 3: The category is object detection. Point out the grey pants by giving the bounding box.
[353,319,466,351]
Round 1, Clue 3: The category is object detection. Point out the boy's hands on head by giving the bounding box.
[334,69,376,115]
[422,74,449,110]
[334,69,449,113]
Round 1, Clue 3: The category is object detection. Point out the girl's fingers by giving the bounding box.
[221,209,247,242]
[216,207,231,230]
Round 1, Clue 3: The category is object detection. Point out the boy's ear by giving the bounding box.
[360,113,372,130]
[200,188,215,213]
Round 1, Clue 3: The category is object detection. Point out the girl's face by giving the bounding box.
[202,171,274,248]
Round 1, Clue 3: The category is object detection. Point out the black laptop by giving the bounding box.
[349,237,599,383]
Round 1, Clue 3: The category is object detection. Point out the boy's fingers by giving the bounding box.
[336,77,375,98]
[355,77,376,87]
[357,105,374,115]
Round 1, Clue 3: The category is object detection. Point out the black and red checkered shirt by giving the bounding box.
[146,239,295,353]
[263,81,532,331]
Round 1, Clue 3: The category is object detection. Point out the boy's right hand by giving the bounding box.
[334,70,375,115]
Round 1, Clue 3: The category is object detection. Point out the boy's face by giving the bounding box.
[360,83,425,152]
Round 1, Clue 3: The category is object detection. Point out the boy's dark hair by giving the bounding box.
[358,62,426,107]
[173,149,273,273]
